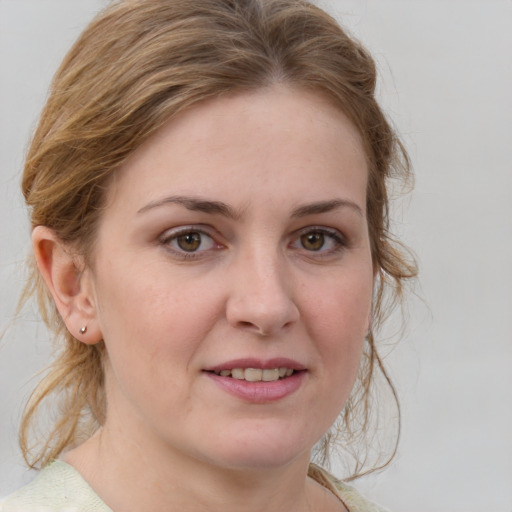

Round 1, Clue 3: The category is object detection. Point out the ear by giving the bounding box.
[32,225,102,344]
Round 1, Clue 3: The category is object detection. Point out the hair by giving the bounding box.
[19,0,417,478]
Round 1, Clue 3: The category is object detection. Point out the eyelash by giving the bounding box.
[291,226,347,257]
[159,226,221,261]
[158,225,347,260]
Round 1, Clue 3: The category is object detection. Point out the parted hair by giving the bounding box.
[19,0,417,478]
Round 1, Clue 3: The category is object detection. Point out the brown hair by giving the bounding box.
[19,0,417,478]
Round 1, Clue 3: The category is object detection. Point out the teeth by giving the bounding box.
[244,368,262,382]
[231,368,245,380]
[262,368,280,382]
[215,367,295,381]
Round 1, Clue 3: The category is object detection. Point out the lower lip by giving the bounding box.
[205,371,306,403]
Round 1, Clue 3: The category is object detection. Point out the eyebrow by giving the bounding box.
[137,195,242,219]
[291,199,363,218]
[137,196,363,219]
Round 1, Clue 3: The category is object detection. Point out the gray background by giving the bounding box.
[1,1,511,510]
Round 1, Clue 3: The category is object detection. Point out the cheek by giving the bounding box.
[306,272,372,379]
[310,271,373,335]
[94,263,222,370]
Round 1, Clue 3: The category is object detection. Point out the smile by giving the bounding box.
[213,368,295,382]
[206,365,306,403]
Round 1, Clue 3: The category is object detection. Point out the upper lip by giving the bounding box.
[204,358,306,373]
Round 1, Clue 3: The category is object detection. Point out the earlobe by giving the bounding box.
[32,226,102,344]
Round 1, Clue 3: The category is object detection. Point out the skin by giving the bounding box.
[34,85,374,512]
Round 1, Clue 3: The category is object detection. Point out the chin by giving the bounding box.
[195,423,316,472]
[208,448,309,472]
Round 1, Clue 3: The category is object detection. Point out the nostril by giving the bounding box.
[227,293,300,336]
[238,321,258,330]
[236,320,272,336]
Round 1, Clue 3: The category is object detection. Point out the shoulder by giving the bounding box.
[0,460,111,512]
[308,464,390,512]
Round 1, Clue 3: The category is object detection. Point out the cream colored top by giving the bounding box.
[0,460,388,512]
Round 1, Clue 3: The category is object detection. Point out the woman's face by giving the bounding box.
[86,85,373,470]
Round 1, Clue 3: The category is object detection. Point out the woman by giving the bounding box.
[1,0,416,511]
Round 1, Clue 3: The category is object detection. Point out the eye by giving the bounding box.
[160,228,217,255]
[175,232,206,252]
[291,227,346,254]
[300,232,326,251]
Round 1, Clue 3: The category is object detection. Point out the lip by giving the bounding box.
[204,357,306,373]
[205,371,305,403]
[203,358,307,404]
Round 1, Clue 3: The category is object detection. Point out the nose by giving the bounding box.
[225,249,300,337]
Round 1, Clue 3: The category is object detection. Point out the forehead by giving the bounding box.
[106,85,368,213]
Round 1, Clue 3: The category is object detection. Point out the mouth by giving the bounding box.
[210,367,296,382]
[204,359,306,402]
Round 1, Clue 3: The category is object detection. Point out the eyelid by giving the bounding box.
[290,226,347,253]
[159,225,223,259]
[158,224,347,261]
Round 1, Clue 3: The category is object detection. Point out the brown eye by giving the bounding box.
[300,232,324,251]
[176,232,202,252]
[162,228,217,257]
[291,228,345,256]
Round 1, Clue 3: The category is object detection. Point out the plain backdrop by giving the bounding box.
[1,1,511,510]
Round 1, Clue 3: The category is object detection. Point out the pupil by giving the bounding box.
[302,232,324,251]
[177,232,201,251]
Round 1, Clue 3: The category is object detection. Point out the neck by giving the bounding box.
[65,425,320,512]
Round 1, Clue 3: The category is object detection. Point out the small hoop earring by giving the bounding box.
[79,326,87,335]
